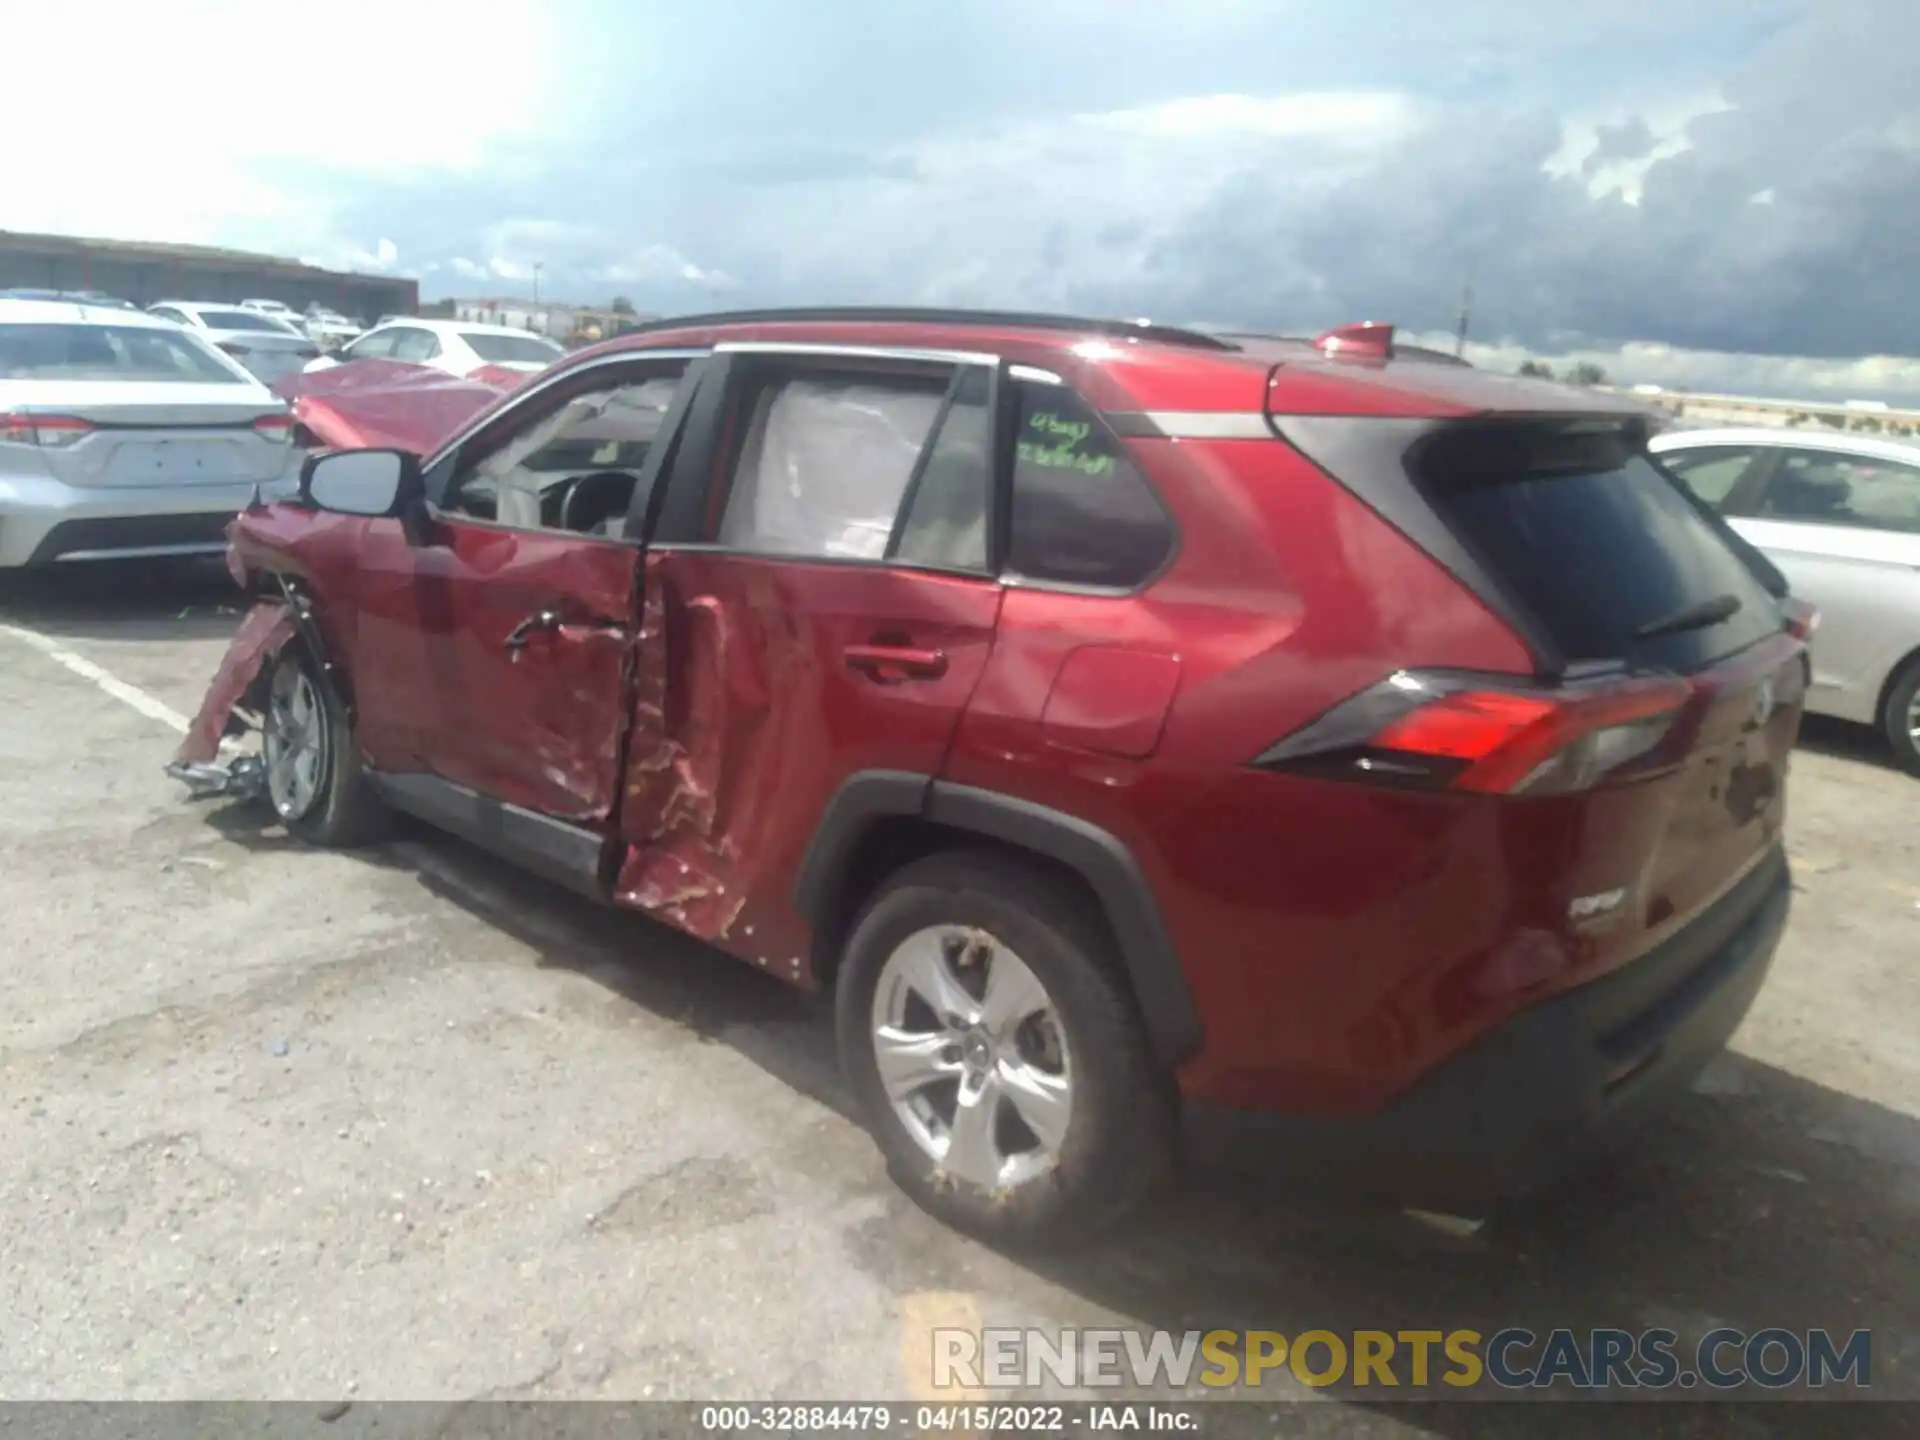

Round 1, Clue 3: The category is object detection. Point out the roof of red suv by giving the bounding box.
[577,307,1655,423]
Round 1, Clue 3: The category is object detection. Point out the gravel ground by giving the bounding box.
[1,562,1914,1433]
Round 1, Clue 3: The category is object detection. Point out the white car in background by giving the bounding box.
[240,299,306,332]
[303,307,363,350]
[0,298,298,568]
[1651,426,1920,774]
[301,318,564,380]
[147,301,321,388]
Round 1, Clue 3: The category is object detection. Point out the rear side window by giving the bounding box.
[1658,446,1759,508]
[0,324,238,383]
[461,331,563,365]
[196,309,286,333]
[1008,380,1173,588]
[1416,423,1782,671]
[1757,449,1920,534]
[892,367,992,571]
[345,330,397,360]
[389,329,442,363]
[717,370,950,560]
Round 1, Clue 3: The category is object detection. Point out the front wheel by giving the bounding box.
[1882,656,1920,777]
[835,851,1174,1245]
[261,649,388,845]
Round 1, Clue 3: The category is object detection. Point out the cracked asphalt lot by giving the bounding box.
[1,563,1916,1432]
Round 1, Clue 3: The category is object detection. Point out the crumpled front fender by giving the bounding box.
[172,600,298,766]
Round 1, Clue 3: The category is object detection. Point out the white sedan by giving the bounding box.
[0,298,298,568]
[301,319,564,380]
[1651,426,1920,774]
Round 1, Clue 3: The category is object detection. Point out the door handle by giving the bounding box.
[844,643,949,683]
[503,608,562,652]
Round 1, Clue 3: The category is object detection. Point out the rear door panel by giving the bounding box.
[611,347,1004,965]
[616,552,1000,948]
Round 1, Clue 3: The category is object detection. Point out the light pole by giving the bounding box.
[532,262,543,332]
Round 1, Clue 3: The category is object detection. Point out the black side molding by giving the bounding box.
[793,771,1204,1067]
[926,782,1203,1067]
[369,770,610,902]
[793,769,932,922]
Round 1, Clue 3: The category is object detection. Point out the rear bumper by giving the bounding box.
[0,470,296,568]
[1184,846,1792,1209]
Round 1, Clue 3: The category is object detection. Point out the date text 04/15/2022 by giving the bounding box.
[698,1404,1200,1432]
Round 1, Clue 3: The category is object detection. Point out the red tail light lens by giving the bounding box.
[252,413,295,444]
[1254,669,1695,795]
[0,413,93,448]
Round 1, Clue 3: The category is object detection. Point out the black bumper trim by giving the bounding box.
[1185,846,1792,1208]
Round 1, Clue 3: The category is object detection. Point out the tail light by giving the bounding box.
[253,413,295,444]
[1782,597,1818,641]
[0,413,93,448]
[1253,668,1695,795]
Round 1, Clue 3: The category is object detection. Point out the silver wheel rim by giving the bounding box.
[1907,687,1920,747]
[264,664,328,821]
[869,925,1072,1192]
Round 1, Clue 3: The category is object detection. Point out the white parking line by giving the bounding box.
[0,621,191,734]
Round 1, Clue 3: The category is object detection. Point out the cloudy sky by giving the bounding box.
[11,0,1917,398]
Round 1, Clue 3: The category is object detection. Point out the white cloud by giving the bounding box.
[598,245,736,289]
[1413,330,1920,402]
[1086,91,1416,143]
[3,0,563,252]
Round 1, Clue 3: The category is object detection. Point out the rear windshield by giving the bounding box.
[229,347,315,386]
[0,324,240,384]
[197,309,289,332]
[461,331,562,364]
[1413,422,1782,671]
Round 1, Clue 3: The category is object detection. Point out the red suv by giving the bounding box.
[174,308,1808,1242]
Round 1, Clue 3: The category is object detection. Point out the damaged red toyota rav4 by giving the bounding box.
[172,308,1813,1242]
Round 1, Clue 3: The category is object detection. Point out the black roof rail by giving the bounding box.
[609,306,1240,352]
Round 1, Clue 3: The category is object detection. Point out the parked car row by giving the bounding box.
[301,318,565,380]
[0,296,300,568]
[147,301,321,388]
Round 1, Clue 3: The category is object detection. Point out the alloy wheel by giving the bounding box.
[869,925,1072,1191]
[264,663,329,821]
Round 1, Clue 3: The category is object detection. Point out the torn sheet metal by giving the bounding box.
[272,359,515,453]
[615,581,748,938]
[172,601,296,768]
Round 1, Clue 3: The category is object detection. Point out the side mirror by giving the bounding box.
[300,448,423,518]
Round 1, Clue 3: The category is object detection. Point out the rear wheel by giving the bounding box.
[835,851,1174,1245]
[1883,656,1920,777]
[262,649,388,845]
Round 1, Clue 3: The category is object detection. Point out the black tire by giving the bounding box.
[1882,655,1920,777]
[835,849,1175,1246]
[262,647,389,846]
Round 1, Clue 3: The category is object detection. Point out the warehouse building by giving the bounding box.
[0,230,416,325]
